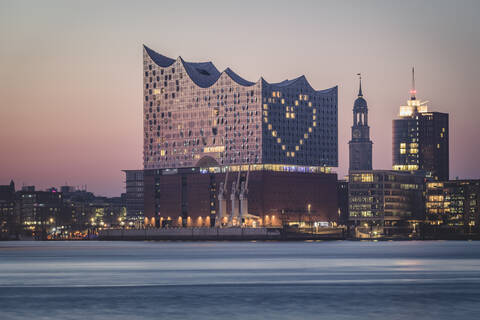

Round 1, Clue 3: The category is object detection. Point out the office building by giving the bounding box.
[348,170,424,237]
[426,180,480,229]
[392,68,449,180]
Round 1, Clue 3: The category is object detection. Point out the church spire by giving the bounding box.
[410,67,416,100]
[357,73,363,97]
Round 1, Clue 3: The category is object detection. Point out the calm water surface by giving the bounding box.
[1,241,480,319]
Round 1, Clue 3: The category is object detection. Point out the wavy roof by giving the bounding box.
[144,45,336,92]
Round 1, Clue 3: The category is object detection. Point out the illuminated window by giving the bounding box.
[263,104,268,110]
[272,131,277,137]
[268,124,272,130]
[291,113,295,119]
[304,133,308,139]
[295,145,299,151]
[295,100,299,106]
[281,99,285,104]
[313,109,316,114]
[361,174,373,182]
[281,145,286,150]
[264,117,268,123]
[299,139,303,145]
[313,122,316,127]
[277,138,281,143]
[308,127,312,133]
[308,102,312,107]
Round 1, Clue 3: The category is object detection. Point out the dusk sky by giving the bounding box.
[1,0,479,196]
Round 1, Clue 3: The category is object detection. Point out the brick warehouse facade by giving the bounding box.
[144,167,338,227]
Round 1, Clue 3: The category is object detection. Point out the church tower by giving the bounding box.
[349,74,373,171]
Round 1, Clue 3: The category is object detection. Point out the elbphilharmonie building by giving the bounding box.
[141,46,339,227]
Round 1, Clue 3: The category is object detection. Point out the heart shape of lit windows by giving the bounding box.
[263,92,317,157]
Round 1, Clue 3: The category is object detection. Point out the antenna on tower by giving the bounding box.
[410,67,416,100]
[357,73,362,97]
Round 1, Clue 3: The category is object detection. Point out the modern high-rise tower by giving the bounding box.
[349,74,373,171]
[392,68,449,180]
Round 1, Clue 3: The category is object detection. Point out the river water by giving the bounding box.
[1,241,479,319]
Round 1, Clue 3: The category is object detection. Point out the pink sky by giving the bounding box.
[1,0,479,196]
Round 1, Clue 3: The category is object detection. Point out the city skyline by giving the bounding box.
[1,0,479,196]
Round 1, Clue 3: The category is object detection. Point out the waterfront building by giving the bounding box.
[17,189,63,239]
[122,170,144,223]
[142,46,339,227]
[349,74,372,171]
[426,180,480,230]
[348,170,424,237]
[392,68,449,180]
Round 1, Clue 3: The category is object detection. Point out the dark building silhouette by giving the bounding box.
[18,189,63,240]
[0,180,16,238]
[122,170,144,222]
[392,68,449,180]
[349,74,372,171]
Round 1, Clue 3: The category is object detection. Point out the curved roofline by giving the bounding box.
[144,45,337,92]
[262,76,337,93]
[144,45,175,67]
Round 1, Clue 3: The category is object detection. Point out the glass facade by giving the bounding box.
[143,46,338,170]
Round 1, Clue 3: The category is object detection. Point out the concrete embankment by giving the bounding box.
[98,227,345,241]
[98,227,280,241]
